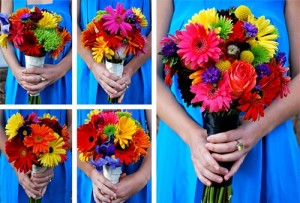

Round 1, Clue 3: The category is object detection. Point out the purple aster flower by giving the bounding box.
[125,10,136,23]
[202,66,221,84]
[253,84,261,91]
[257,63,271,80]
[161,41,177,58]
[17,126,31,140]
[276,52,286,66]
[90,156,121,172]
[243,22,258,37]
[0,13,10,34]
[20,13,31,21]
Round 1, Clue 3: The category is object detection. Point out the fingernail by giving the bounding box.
[207,137,211,141]
[224,176,228,181]
[214,165,219,170]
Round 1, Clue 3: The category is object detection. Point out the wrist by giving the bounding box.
[185,127,207,147]
[133,169,150,189]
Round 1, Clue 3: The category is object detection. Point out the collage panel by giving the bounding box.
[0,109,72,203]
[77,0,152,105]
[0,0,72,105]
[77,109,151,203]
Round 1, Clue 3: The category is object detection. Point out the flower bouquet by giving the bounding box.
[77,110,150,185]
[5,112,70,203]
[81,3,148,103]
[159,5,290,203]
[0,6,71,104]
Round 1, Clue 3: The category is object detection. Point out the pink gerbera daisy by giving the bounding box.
[177,23,223,70]
[191,73,232,112]
[102,3,132,36]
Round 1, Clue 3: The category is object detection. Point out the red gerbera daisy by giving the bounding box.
[6,137,37,172]
[19,31,42,56]
[115,143,138,165]
[24,124,56,154]
[227,20,248,43]
[238,74,281,121]
[77,123,98,152]
[8,22,25,48]
[176,23,223,70]
[132,128,150,162]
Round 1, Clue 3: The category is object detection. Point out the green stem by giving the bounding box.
[209,187,215,203]
[217,187,224,203]
[203,186,209,203]
[227,185,232,202]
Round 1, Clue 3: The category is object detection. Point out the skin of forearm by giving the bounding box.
[156,0,206,145]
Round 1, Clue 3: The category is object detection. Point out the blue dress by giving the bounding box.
[77,0,151,104]
[77,109,151,203]
[157,0,300,202]
[0,110,72,203]
[5,0,72,104]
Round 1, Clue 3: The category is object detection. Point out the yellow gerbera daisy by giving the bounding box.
[132,7,148,28]
[79,152,93,162]
[38,133,66,167]
[37,11,59,28]
[0,34,8,48]
[247,15,278,57]
[114,116,137,149]
[5,113,24,141]
[187,8,219,31]
[92,36,114,63]
[84,109,102,123]
[43,113,57,120]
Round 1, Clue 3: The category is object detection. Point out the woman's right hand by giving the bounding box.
[16,171,41,199]
[90,62,125,99]
[90,168,117,203]
[12,65,29,91]
[188,129,229,186]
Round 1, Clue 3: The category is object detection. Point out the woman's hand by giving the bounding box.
[115,69,132,103]
[111,172,147,203]
[90,62,125,99]
[188,129,229,186]
[205,121,261,181]
[30,167,54,197]
[16,171,41,199]
[21,64,67,95]
[90,169,117,203]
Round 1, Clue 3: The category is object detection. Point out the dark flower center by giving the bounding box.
[49,147,53,153]
[89,136,94,143]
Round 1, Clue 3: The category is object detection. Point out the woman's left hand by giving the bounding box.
[30,167,54,197]
[111,173,145,203]
[205,122,261,181]
[21,64,67,95]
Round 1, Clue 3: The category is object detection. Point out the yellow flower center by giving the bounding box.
[21,149,27,157]
[23,130,27,136]
[35,135,42,143]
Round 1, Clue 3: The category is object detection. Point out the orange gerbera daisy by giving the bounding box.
[9,8,31,23]
[24,124,55,154]
[81,22,97,49]
[132,128,150,162]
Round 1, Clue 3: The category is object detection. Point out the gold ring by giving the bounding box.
[40,75,46,82]
[48,176,52,182]
[111,196,116,200]
[125,84,129,89]
[236,141,244,151]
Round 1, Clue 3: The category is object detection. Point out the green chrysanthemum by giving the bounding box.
[116,111,132,118]
[103,124,117,137]
[251,45,270,66]
[211,16,233,40]
[94,10,107,21]
[34,28,62,51]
